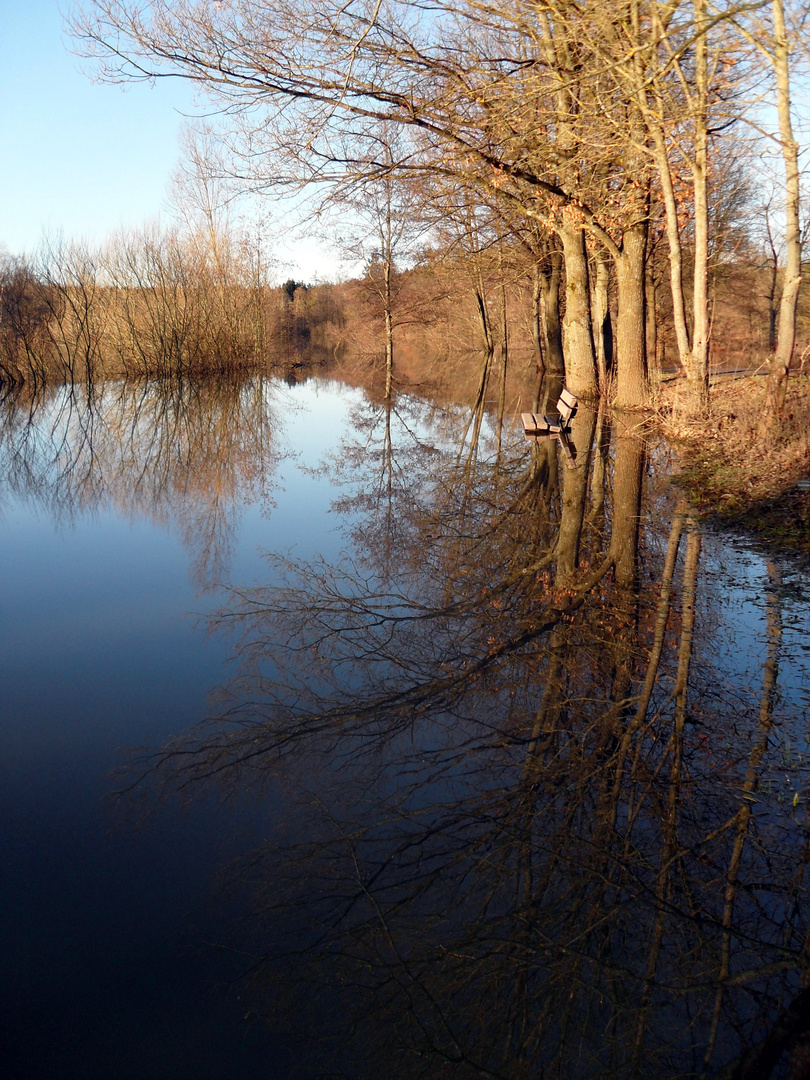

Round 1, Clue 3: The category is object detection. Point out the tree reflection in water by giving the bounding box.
[0,378,284,587]
[112,387,810,1076]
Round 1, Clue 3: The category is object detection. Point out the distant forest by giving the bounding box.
[0,214,804,399]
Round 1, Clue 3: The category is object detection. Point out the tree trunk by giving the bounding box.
[689,0,710,402]
[614,223,650,409]
[764,203,780,352]
[768,264,779,353]
[690,156,710,398]
[532,267,544,373]
[496,281,508,456]
[537,249,565,376]
[474,272,494,356]
[770,0,802,416]
[384,258,393,400]
[559,221,598,399]
[592,249,612,394]
[647,125,692,377]
[645,260,658,383]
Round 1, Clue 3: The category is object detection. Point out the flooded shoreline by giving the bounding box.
[2,375,809,1078]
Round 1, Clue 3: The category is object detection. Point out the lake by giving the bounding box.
[2,375,809,1079]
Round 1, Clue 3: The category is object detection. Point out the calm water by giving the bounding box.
[1,376,809,1079]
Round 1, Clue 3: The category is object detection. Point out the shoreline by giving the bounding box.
[661,374,810,556]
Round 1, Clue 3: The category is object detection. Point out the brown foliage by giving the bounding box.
[664,375,810,550]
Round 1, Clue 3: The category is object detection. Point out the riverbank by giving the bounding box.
[662,374,810,555]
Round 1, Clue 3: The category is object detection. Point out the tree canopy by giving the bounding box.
[66,1,806,407]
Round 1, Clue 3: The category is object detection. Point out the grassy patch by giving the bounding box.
[661,375,810,554]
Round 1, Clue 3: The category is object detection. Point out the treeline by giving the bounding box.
[2,219,803,399]
[67,0,808,416]
[289,235,808,401]
[0,229,342,387]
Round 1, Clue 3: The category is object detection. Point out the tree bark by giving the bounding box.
[613,222,649,409]
[592,249,612,394]
[542,248,565,376]
[532,266,544,373]
[769,0,802,416]
[645,259,658,383]
[559,220,598,400]
[384,257,394,401]
[687,0,710,402]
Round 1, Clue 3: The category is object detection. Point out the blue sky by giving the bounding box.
[0,1,337,280]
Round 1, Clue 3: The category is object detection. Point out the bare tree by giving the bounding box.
[766,0,803,414]
[68,0,677,405]
[330,125,427,399]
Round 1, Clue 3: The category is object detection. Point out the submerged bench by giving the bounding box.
[521,387,578,436]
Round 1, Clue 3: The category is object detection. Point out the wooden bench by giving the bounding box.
[523,428,578,470]
[521,387,578,436]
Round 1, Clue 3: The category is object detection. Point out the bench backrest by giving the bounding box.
[557,388,578,423]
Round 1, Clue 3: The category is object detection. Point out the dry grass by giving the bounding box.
[659,374,810,552]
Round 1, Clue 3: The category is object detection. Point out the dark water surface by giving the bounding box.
[1,377,809,1079]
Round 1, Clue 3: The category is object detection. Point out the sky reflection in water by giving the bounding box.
[1,376,809,1079]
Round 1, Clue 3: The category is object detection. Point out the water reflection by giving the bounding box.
[0,378,284,586]
[139,393,810,1078]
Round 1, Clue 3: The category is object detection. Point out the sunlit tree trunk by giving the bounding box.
[559,220,598,400]
[690,0,710,400]
[769,0,802,416]
[649,124,693,375]
[635,0,717,405]
[383,256,394,401]
[613,223,649,409]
